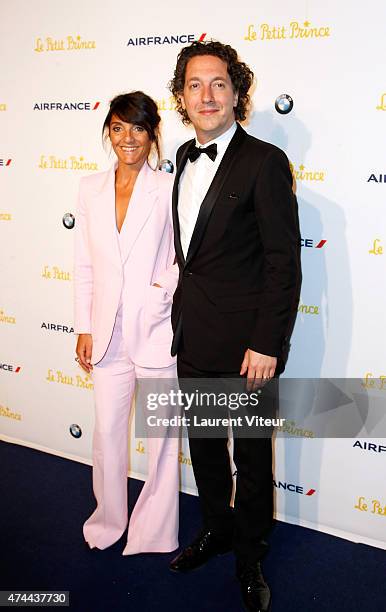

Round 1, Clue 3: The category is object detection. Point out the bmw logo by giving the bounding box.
[275,94,294,115]
[69,423,82,438]
[63,213,75,229]
[159,159,174,174]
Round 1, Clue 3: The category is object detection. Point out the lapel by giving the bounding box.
[173,124,247,269]
[118,161,158,265]
[93,163,121,269]
[93,161,158,269]
[172,139,193,267]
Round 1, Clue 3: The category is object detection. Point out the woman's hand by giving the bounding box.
[76,334,93,373]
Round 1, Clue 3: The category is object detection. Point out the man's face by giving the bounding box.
[180,54,238,144]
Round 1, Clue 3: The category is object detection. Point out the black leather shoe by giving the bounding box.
[237,561,271,612]
[169,530,232,572]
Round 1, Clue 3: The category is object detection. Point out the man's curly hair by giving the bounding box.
[169,40,254,125]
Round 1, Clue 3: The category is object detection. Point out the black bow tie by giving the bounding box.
[187,142,217,163]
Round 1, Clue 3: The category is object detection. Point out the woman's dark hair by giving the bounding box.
[169,40,254,125]
[103,91,161,161]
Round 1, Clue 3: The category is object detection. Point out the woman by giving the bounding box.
[74,91,179,555]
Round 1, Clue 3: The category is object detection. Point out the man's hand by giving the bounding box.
[76,334,93,374]
[240,349,277,390]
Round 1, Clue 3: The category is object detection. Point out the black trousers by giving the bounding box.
[177,349,274,563]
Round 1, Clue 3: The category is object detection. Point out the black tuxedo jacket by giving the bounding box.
[171,123,301,374]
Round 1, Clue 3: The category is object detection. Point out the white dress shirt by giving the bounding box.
[178,122,237,258]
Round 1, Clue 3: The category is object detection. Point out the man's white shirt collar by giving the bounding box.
[178,122,237,258]
[194,122,237,155]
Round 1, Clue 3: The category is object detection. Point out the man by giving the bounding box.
[168,41,301,612]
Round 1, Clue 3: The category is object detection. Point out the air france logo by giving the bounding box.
[127,32,206,46]
[34,101,100,111]
[367,173,386,183]
[301,238,327,248]
[273,480,316,496]
[0,159,12,167]
[41,322,75,334]
[0,363,21,373]
[353,441,386,454]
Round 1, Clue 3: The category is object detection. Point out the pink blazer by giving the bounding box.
[74,161,178,367]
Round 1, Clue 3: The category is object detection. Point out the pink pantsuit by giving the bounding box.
[74,161,179,554]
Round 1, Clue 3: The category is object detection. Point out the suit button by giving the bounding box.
[183,270,193,277]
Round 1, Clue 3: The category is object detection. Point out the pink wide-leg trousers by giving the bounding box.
[83,307,179,554]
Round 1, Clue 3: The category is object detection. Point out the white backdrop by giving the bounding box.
[1,0,385,550]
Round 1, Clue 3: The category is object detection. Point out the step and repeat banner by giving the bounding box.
[1,0,385,549]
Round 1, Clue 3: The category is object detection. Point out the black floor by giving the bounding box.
[1,440,385,611]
